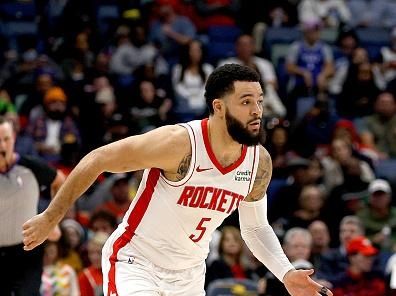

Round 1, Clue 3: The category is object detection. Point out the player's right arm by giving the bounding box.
[22,125,191,250]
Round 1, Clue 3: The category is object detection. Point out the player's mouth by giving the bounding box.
[248,120,261,129]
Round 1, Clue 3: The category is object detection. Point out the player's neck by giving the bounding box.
[207,117,242,150]
[207,118,243,165]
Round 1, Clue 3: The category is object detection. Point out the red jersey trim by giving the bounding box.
[106,168,161,296]
[201,118,247,175]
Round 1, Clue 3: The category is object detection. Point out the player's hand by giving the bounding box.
[283,269,333,296]
[22,212,55,251]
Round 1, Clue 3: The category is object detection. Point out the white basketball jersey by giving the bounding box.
[110,118,260,270]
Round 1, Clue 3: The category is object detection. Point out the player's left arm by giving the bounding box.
[239,145,332,296]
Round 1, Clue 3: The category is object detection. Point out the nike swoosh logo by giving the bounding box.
[196,166,213,172]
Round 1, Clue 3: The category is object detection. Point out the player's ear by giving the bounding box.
[212,99,224,116]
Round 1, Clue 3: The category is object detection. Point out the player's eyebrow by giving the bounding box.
[239,92,264,99]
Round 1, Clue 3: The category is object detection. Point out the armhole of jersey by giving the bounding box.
[160,123,196,187]
[247,145,260,195]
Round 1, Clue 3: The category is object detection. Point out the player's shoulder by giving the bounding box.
[156,124,191,154]
[257,145,272,169]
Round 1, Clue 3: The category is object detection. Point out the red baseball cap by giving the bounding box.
[346,236,378,256]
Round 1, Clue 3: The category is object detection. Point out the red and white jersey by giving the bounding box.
[111,118,260,270]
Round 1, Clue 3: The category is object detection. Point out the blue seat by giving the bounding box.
[0,2,36,21]
[96,4,120,36]
[265,27,301,46]
[206,25,241,64]
[267,178,287,207]
[2,20,37,36]
[207,41,236,65]
[356,27,390,46]
[375,159,396,183]
[207,25,241,43]
[206,278,258,296]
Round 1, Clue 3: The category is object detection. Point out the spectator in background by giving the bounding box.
[358,179,396,252]
[321,137,374,194]
[29,86,80,164]
[59,219,85,273]
[219,34,286,119]
[332,236,386,296]
[109,25,159,77]
[194,0,240,32]
[71,31,95,69]
[298,0,351,28]
[338,48,381,119]
[286,185,326,230]
[269,156,312,224]
[130,80,172,132]
[88,210,118,236]
[205,226,251,288]
[329,29,359,96]
[358,92,396,159]
[149,0,196,66]
[319,216,365,282]
[264,122,292,178]
[286,18,334,119]
[172,39,213,121]
[291,99,339,157]
[308,220,331,269]
[331,119,379,163]
[19,73,55,121]
[380,27,396,86]
[40,240,80,296]
[347,0,373,27]
[0,116,65,296]
[78,232,109,296]
[265,228,329,296]
[95,173,132,223]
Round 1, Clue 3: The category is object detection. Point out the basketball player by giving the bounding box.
[22,64,331,296]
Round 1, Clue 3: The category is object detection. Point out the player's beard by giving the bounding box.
[225,109,264,146]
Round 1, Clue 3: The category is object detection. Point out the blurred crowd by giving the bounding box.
[2,0,396,295]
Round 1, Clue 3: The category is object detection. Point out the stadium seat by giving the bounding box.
[270,43,290,67]
[320,27,338,44]
[96,4,120,36]
[207,25,241,64]
[374,159,396,183]
[267,178,288,207]
[265,27,301,46]
[356,27,391,60]
[0,1,36,21]
[206,278,258,296]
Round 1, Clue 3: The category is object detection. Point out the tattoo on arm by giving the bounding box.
[176,153,191,181]
[245,146,272,202]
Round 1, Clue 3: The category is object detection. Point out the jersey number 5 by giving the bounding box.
[189,218,211,242]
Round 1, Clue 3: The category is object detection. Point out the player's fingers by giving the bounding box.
[22,220,32,230]
[22,228,34,237]
[316,286,332,296]
[23,236,34,247]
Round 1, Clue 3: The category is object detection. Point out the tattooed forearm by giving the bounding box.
[245,146,272,202]
[176,153,191,181]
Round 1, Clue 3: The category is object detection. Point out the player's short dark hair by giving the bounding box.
[204,64,262,114]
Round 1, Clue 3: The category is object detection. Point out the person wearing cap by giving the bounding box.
[29,86,81,164]
[357,179,396,251]
[332,236,386,296]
